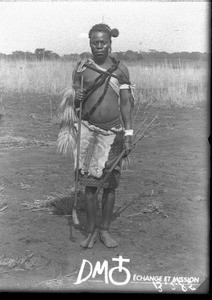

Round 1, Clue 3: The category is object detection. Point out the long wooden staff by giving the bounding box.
[72,75,84,225]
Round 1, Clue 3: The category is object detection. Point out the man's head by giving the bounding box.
[89,24,119,62]
[89,24,119,40]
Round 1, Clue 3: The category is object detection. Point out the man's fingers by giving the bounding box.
[76,90,85,102]
[125,149,131,157]
[123,141,132,157]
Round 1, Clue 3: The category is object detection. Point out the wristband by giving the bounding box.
[124,129,134,136]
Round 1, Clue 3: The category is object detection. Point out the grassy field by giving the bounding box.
[0,59,208,107]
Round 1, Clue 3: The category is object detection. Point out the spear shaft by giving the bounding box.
[72,75,84,225]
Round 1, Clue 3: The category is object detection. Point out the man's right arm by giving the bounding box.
[72,66,81,91]
[72,67,85,107]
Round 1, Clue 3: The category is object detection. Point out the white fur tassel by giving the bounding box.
[57,88,78,156]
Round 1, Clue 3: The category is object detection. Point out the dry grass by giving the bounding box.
[0,59,208,107]
[0,60,74,95]
[130,62,208,106]
[0,253,36,271]
[126,200,169,218]
[36,271,78,289]
[0,134,56,151]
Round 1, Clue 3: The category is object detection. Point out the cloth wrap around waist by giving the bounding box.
[74,118,124,189]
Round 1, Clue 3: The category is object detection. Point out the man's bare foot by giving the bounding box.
[99,230,118,248]
[80,229,98,248]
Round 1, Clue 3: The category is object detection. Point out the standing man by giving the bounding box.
[59,23,134,248]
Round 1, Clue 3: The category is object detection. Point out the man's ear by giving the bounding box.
[109,40,112,52]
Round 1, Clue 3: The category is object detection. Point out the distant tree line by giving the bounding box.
[0,48,209,62]
[0,48,60,61]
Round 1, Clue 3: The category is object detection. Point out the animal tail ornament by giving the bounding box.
[57,88,78,156]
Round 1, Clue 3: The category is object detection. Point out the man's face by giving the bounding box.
[89,31,111,61]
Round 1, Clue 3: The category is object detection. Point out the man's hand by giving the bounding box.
[75,88,86,103]
[123,135,132,157]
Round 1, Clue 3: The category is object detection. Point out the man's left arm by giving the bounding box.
[120,89,132,130]
[119,65,134,156]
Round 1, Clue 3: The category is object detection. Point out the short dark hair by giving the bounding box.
[89,23,119,39]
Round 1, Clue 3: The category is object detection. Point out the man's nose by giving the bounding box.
[97,42,103,49]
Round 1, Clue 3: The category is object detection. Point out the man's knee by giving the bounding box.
[85,186,97,200]
[103,187,115,196]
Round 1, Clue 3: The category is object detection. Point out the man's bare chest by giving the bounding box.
[83,66,120,89]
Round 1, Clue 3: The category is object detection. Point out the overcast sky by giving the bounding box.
[0,1,209,55]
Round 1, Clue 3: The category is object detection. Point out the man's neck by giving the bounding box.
[93,56,110,66]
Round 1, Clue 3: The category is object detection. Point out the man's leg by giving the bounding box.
[80,186,99,248]
[99,187,118,248]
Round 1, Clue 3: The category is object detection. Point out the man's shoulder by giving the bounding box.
[118,62,129,72]
[116,61,130,80]
[72,60,84,81]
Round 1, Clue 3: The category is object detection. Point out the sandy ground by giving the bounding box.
[0,92,209,293]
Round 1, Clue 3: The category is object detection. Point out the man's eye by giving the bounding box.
[92,41,107,46]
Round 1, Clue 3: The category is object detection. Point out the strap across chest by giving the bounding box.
[80,58,120,120]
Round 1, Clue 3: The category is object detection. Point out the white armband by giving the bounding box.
[124,129,134,136]
[120,84,130,90]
